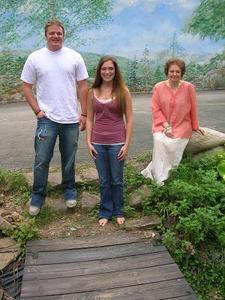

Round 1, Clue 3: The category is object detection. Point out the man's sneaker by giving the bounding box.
[66,199,77,208]
[29,205,40,216]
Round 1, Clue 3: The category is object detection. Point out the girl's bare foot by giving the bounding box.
[116,217,125,225]
[99,218,108,226]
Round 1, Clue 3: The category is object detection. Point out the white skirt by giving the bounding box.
[141,132,189,184]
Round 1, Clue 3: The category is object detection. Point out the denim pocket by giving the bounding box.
[36,117,49,140]
[37,126,47,140]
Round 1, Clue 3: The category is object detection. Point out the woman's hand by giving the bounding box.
[163,124,173,137]
[194,128,205,135]
[87,143,97,160]
[117,145,128,161]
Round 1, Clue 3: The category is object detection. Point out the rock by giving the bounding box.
[143,230,161,240]
[129,185,151,209]
[125,215,161,231]
[0,288,3,299]
[0,215,14,230]
[0,210,21,224]
[186,127,225,155]
[81,192,99,212]
[0,237,21,270]
[46,197,68,213]
[23,170,82,187]
[1,289,14,300]
[80,167,98,181]
[193,146,225,160]
[48,172,62,186]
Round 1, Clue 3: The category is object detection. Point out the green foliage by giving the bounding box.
[141,154,225,299]
[0,0,112,48]
[186,0,225,40]
[217,152,225,181]
[123,205,136,218]
[35,205,58,227]
[0,169,30,195]
[0,169,38,248]
[13,191,30,205]
[0,51,26,100]
[3,219,39,248]
[77,180,99,194]
[124,162,145,193]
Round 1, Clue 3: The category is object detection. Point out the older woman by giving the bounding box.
[141,58,203,185]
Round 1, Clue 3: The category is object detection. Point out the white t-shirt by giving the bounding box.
[21,46,88,123]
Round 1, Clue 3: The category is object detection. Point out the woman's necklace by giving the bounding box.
[166,79,182,89]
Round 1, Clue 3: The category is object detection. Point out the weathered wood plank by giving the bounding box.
[21,234,197,299]
[20,264,184,297]
[22,278,196,299]
[169,295,197,300]
[25,242,166,265]
[23,251,173,281]
[21,278,197,299]
[171,294,198,300]
[26,232,147,251]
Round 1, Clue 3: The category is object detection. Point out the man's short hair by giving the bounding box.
[44,20,65,36]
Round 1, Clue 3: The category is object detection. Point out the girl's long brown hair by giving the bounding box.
[92,56,127,116]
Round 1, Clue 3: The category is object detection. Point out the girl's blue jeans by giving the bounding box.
[93,144,124,219]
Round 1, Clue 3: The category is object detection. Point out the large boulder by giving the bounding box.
[81,192,99,212]
[185,127,225,155]
[129,185,151,209]
[0,238,21,270]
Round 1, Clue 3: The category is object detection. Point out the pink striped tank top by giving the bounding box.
[91,93,126,144]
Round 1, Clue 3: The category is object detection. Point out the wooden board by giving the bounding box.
[20,233,197,299]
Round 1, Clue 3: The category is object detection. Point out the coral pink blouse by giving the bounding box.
[151,81,199,138]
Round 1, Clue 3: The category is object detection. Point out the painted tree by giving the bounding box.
[127,57,139,92]
[153,65,164,85]
[0,0,112,48]
[168,32,185,57]
[139,46,153,91]
[186,0,225,40]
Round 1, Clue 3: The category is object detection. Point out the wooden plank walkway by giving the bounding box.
[20,233,197,299]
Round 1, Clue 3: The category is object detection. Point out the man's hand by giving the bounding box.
[36,110,47,118]
[79,115,87,131]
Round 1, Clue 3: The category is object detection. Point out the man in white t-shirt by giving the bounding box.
[21,20,88,216]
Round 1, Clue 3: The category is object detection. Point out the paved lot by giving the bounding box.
[0,90,225,170]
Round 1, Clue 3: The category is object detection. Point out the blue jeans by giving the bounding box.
[31,117,79,208]
[93,144,125,219]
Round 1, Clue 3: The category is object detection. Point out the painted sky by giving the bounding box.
[76,0,225,59]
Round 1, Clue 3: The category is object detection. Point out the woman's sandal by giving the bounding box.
[99,218,108,226]
[116,217,125,225]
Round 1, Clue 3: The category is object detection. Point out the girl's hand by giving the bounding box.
[117,145,128,161]
[88,144,97,160]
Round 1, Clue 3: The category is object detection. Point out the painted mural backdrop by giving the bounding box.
[0,0,225,101]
